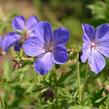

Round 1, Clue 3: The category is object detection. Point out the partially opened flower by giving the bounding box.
[23,22,69,75]
[3,16,39,51]
[81,24,109,74]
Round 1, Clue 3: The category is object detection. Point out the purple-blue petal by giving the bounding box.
[2,32,21,51]
[53,46,68,64]
[12,16,25,32]
[26,16,39,31]
[88,49,105,74]
[82,34,90,42]
[97,46,109,57]
[81,42,90,63]
[96,24,109,39]
[82,24,95,41]
[34,22,52,43]
[34,52,53,75]
[96,40,109,57]
[53,27,69,46]
[23,37,45,57]
[41,22,52,44]
[95,31,109,43]
[31,22,44,43]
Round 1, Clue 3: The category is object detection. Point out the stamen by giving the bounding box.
[23,31,28,40]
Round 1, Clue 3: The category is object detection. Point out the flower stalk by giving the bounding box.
[52,66,59,108]
[77,54,82,103]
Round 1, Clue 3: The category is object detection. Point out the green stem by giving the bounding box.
[77,55,82,103]
[82,63,88,101]
[52,66,58,109]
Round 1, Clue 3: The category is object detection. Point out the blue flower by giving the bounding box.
[23,22,69,75]
[81,24,109,74]
[3,16,39,51]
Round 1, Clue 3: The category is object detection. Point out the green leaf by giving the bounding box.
[91,88,107,107]
[56,71,72,87]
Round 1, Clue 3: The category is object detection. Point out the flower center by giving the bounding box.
[20,30,30,44]
[91,42,96,49]
[23,30,28,40]
[45,46,54,52]
[21,29,32,40]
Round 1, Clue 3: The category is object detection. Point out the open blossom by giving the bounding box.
[81,24,109,74]
[2,16,39,51]
[23,22,69,75]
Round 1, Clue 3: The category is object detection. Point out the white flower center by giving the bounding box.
[91,42,96,49]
